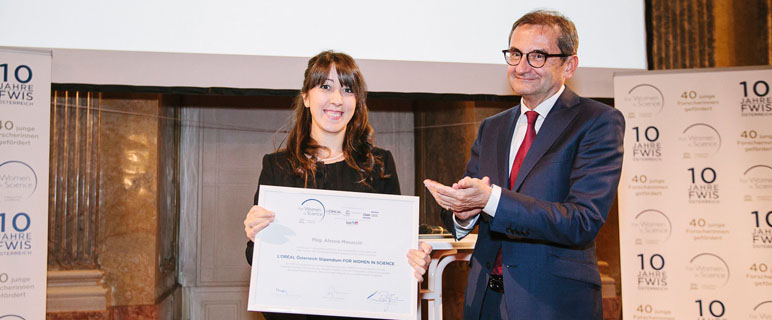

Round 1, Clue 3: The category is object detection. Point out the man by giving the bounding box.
[424,10,624,319]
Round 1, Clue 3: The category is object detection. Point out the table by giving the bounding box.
[418,234,477,320]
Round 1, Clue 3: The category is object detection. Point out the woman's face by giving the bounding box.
[303,65,356,141]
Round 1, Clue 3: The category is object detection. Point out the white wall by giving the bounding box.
[0,0,646,69]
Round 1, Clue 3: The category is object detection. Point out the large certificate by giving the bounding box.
[247,185,419,319]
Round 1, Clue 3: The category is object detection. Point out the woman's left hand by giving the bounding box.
[406,242,433,282]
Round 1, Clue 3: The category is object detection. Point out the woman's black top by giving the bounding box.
[245,147,400,265]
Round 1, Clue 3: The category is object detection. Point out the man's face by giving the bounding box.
[507,24,576,106]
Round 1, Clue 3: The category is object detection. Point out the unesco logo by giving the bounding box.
[0,161,37,202]
[298,199,325,223]
[679,123,721,159]
[750,300,772,319]
[686,253,730,290]
[623,84,664,119]
[741,165,772,202]
[632,209,671,245]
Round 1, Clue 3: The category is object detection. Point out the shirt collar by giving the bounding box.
[519,85,565,119]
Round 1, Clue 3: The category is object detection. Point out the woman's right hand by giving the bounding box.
[243,205,275,241]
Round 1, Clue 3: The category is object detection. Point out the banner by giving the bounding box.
[615,67,772,320]
[0,48,51,320]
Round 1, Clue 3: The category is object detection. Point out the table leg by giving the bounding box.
[431,253,472,320]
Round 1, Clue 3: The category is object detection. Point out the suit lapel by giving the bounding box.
[498,107,520,187]
[512,88,581,191]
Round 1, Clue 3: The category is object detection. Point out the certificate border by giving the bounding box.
[247,185,419,320]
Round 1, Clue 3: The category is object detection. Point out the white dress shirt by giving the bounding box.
[453,85,565,236]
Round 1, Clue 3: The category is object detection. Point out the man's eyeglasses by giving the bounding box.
[502,49,571,68]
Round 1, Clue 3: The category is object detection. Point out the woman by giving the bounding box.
[243,51,431,319]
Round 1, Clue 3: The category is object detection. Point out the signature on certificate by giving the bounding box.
[323,286,348,300]
[275,288,290,295]
[366,290,402,312]
[274,287,299,298]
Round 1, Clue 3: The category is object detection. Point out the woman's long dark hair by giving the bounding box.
[282,50,387,188]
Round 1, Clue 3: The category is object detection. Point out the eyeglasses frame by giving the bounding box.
[501,49,572,68]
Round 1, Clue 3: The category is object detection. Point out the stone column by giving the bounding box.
[46,91,109,316]
[48,91,101,269]
[97,93,180,319]
[46,91,180,319]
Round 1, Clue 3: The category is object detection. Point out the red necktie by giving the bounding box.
[492,110,538,276]
[509,111,539,189]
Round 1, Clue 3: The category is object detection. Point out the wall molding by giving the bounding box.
[47,269,108,312]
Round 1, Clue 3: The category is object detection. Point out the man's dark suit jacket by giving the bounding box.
[442,88,625,319]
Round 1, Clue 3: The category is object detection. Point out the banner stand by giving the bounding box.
[615,66,772,320]
[0,48,52,320]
